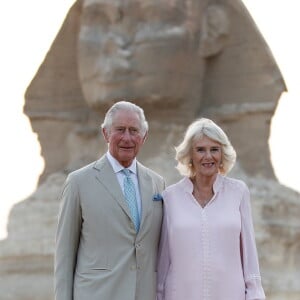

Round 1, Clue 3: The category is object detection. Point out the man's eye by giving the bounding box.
[130,129,138,134]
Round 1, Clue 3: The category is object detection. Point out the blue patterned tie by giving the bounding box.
[122,168,140,232]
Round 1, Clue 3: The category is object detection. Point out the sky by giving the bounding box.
[0,0,299,239]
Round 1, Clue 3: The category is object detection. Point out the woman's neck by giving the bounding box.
[191,174,218,208]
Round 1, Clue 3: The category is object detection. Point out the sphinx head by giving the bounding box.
[78,0,229,109]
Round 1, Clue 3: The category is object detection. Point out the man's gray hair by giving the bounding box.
[101,101,149,136]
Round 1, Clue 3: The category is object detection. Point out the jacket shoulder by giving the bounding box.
[66,161,97,182]
[138,163,164,181]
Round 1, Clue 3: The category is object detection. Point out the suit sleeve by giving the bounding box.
[54,174,82,300]
[156,194,170,300]
[240,184,266,300]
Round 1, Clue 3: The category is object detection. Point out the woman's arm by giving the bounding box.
[240,183,266,300]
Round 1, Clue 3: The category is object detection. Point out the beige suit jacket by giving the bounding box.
[55,155,165,300]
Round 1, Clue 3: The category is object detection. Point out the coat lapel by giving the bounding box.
[93,156,132,220]
[137,163,153,235]
[93,157,155,235]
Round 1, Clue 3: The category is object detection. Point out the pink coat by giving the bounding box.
[157,175,265,300]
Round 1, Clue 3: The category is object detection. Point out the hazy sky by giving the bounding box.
[0,0,299,239]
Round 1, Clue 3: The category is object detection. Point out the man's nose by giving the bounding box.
[122,129,132,139]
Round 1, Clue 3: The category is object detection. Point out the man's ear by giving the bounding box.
[199,5,230,58]
[142,131,148,144]
[102,127,109,143]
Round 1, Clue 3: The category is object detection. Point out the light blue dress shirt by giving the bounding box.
[106,151,142,218]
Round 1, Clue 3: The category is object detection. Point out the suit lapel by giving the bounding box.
[93,157,154,234]
[93,156,132,220]
[137,163,153,234]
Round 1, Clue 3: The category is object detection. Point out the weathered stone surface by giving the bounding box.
[24,0,285,182]
[1,0,299,299]
[0,173,65,300]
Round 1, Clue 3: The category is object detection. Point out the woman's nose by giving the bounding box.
[204,150,213,157]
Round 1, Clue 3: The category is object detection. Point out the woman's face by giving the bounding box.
[78,0,206,108]
[191,135,222,178]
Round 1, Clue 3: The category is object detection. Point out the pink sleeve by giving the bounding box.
[156,198,170,300]
[240,184,266,300]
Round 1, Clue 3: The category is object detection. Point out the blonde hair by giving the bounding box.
[175,118,236,177]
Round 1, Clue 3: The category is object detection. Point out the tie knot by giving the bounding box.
[122,168,131,177]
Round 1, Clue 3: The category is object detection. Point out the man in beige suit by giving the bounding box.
[55,101,165,300]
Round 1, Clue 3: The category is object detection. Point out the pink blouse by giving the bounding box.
[157,175,265,300]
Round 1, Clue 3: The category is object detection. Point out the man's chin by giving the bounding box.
[119,152,135,164]
[119,159,134,168]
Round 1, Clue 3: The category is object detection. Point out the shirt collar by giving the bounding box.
[183,173,224,194]
[106,151,137,175]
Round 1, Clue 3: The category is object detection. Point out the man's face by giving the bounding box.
[78,0,206,108]
[102,109,146,167]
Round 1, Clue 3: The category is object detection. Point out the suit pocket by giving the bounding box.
[90,267,110,271]
[76,266,111,277]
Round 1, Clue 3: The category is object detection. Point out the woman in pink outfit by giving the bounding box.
[157,118,265,300]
